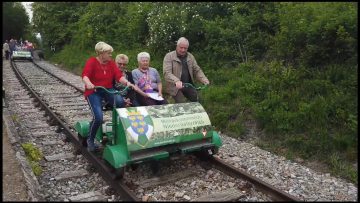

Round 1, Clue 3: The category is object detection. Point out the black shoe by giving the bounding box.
[87,140,100,152]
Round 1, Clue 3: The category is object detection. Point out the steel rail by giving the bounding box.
[32,61,84,93]
[198,153,301,201]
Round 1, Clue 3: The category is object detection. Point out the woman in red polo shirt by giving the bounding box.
[82,41,134,152]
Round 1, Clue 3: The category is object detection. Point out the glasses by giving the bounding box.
[118,63,127,66]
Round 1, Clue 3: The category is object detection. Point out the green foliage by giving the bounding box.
[146,2,185,53]
[3,2,30,41]
[50,43,92,72]
[329,153,358,184]
[21,142,43,176]
[32,2,88,50]
[11,115,18,122]
[202,2,279,68]
[205,58,357,183]
[72,2,119,50]
[271,2,357,67]
[21,142,43,162]
[114,2,152,49]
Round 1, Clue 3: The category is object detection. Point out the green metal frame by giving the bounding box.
[74,86,222,169]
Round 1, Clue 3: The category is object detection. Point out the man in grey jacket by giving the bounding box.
[163,37,210,103]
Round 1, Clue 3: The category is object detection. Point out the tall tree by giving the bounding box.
[2,2,29,41]
[32,2,88,50]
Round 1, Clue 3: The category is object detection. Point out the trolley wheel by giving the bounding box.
[150,160,160,176]
[194,150,212,170]
[77,134,88,147]
[86,164,97,173]
[130,163,139,171]
[193,149,211,161]
[211,148,219,155]
[63,135,71,143]
[101,137,108,146]
[74,148,82,155]
[113,167,125,180]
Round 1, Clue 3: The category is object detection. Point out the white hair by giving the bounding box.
[177,37,189,46]
[95,41,113,55]
[137,51,150,62]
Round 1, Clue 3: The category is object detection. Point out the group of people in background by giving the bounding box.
[2,38,35,59]
[82,37,210,151]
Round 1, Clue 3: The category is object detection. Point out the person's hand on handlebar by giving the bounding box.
[175,81,183,89]
[125,81,134,89]
[202,79,210,85]
[85,82,95,89]
[124,98,132,106]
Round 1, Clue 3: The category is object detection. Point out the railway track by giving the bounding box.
[4,59,300,201]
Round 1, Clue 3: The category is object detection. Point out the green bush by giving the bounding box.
[21,142,43,176]
[329,153,358,184]
[21,142,43,161]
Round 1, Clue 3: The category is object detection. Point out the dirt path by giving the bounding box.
[2,120,29,201]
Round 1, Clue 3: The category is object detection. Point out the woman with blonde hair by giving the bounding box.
[82,41,134,152]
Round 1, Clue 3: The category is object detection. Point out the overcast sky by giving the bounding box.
[22,2,41,39]
[22,2,33,22]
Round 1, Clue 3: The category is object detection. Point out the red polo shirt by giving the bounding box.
[82,57,123,97]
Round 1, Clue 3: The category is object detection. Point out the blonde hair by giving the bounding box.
[115,54,129,64]
[137,52,150,62]
[95,41,113,55]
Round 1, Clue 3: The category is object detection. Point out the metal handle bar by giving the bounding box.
[182,83,208,90]
[94,86,130,94]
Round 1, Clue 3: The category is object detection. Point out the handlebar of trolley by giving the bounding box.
[94,86,130,95]
[182,83,208,90]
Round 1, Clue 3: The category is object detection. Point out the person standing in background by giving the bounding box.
[3,40,10,60]
[9,38,16,58]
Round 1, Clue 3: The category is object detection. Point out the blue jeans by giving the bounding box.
[86,88,125,145]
